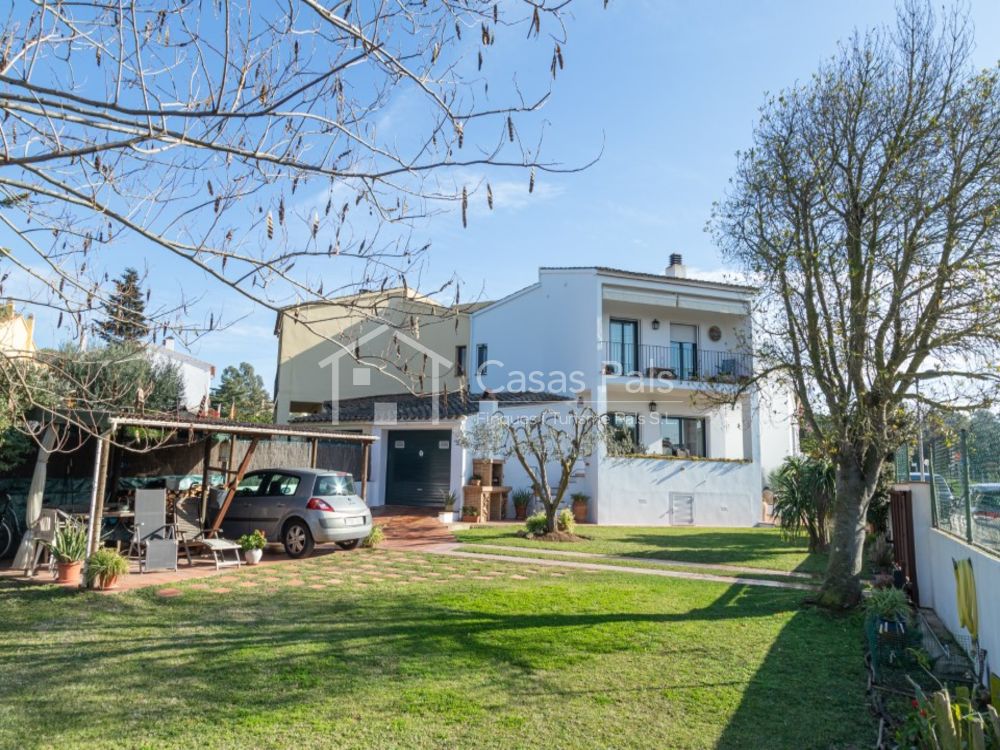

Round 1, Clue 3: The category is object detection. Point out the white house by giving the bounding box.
[147,338,216,411]
[294,258,798,527]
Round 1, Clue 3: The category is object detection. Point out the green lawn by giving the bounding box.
[0,550,871,749]
[454,524,828,575]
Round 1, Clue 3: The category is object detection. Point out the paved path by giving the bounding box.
[454,543,817,579]
[422,543,818,591]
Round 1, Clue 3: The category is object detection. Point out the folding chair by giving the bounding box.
[173,496,242,570]
[128,489,178,573]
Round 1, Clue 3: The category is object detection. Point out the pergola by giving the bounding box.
[78,412,377,556]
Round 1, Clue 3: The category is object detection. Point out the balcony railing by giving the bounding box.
[600,341,752,383]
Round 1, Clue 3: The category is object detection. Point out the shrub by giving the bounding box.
[570,492,589,505]
[896,686,1000,749]
[361,525,385,549]
[511,487,532,509]
[769,454,835,552]
[525,512,548,535]
[238,529,267,551]
[461,505,480,519]
[864,587,911,623]
[85,548,129,587]
[557,508,576,534]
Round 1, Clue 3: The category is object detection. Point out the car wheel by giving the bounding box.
[283,520,315,558]
[336,539,360,550]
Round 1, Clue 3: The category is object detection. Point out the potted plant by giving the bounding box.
[238,529,267,565]
[438,490,458,523]
[570,492,589,523]
[85,548,129,590]
[511,488,532,521]
[46,523,88,585]
[461,505,480,523]
[864,587,911,635]
[469,474,483,487]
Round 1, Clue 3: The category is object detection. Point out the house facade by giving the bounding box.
[293,259,798,527]
[273,288,485,422]
[467,258,797,525]
[148,338,216,411]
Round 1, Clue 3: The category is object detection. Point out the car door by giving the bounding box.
[251,472,303,539]
[220,471,270,538]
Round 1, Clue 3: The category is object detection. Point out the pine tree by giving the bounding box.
[211,363,273,423]
[96,268,149,343]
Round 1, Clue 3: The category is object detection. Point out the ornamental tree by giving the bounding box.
[713,2,1000,607]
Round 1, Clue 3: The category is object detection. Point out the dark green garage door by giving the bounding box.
[384,430,452,507]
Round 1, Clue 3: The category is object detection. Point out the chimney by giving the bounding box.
[163,336,175,351]
[665,253,686,279]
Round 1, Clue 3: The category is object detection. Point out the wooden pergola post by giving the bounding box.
[309,438,319,469]
[199,435,213,524]
[86,434,112,556]
[207,437,258,534]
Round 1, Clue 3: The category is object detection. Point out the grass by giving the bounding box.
[454,524,828,575]
[453,544,817,584]
[0,549,872,749]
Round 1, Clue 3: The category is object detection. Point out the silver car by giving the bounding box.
[217,468,373,558]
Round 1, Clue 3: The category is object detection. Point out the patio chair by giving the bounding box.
[173,496,242,570]
[128,489,178,573]
[23,508,73,578]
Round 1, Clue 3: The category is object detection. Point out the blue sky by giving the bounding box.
[23,1,1000,389]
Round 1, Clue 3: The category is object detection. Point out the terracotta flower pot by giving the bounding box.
[461,514,478,523]
[514,505,528,520]
[572,500,588,523]
[57,561,82,586]
[96,575,119,591]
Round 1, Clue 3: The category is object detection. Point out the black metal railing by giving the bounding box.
[600,341,752,383]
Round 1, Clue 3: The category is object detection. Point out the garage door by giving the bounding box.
[385,430,452,507]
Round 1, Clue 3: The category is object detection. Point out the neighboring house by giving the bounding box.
[148,337,216,411]
[0,303,36,357]
[273,288,488,422]
[294,257,798,527]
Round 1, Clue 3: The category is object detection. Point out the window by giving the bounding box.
[660,417,706,458]
[264,473,300,496]
[455,345,467,377]
[607,412,640,453]
[608,319,639,374]
[314,474,356,496]
[236,472,268,497]
[476,344,488,375]
[670,324,698,380]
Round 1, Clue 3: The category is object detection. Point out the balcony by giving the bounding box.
[600,341,752,384]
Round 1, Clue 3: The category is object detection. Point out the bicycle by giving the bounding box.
[0,492,23,560]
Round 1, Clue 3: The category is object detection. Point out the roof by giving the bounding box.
[291,390,571,424]
[539,266,758,293]
[147,343,215,372]
[102,412,377,442]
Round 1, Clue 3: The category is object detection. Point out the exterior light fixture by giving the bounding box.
[651,319,660,330]
[648,401,657,413]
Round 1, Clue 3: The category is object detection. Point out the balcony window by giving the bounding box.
[670,324,698,380]
[608,318,639,374]
[661,416,706,458]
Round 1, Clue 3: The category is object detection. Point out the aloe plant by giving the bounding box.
[45,524,88,563]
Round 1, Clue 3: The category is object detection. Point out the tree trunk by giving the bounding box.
[815,457,876,608]
[544,502,558,534]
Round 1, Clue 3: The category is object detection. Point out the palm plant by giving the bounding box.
[769,455,835,552]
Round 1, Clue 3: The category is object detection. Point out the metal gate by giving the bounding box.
[889,488,920,605]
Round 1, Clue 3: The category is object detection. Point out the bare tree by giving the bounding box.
[501,407,603,533]
[713,2,1000,607]
[0,0,600,444]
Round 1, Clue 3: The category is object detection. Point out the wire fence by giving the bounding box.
[895,430,1000,556]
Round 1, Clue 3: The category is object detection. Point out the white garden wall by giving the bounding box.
[903,482,1000,690]
[598,456,761,526]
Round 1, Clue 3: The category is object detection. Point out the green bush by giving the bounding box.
[461,505,480,519]
[361,525,385,549]
[864,587,911,622]
[85,548,129,587]
[769,454,834,552]
[525,512,548,535]
[557,508,576,534]
[511,488,532,509]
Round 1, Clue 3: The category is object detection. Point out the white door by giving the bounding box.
[670,493,695,525]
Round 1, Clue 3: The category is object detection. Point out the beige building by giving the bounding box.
[0,303,37,357]
[273,289,487,422]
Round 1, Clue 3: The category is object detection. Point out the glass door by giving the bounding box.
[670,324,698,380]
[609,319,639,375]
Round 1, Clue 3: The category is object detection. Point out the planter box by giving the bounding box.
[438,511,456,524]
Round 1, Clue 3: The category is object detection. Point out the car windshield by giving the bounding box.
[314,474,355,496]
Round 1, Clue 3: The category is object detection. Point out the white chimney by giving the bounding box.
[163,336,175,351]
[665,253,686,278]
